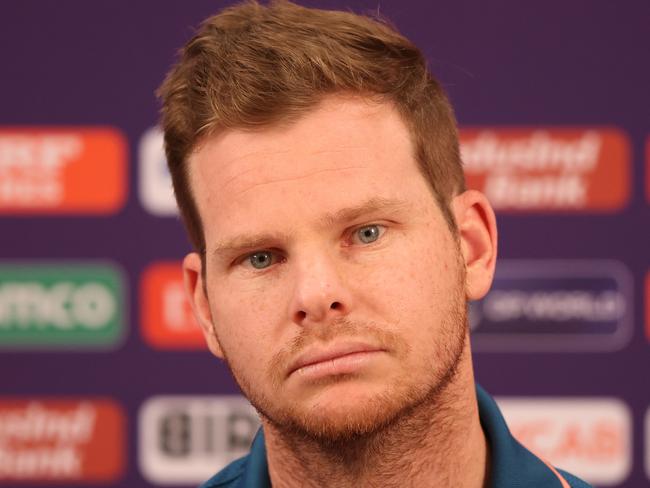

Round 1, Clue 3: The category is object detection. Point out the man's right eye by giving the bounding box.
[246,251,276,269]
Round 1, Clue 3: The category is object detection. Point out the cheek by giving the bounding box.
[357,232,459,318]
[210,281,289,367]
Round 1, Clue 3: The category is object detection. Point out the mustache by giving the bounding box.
[269,317,408,379]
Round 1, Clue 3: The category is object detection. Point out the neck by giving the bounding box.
[264,341,489,488]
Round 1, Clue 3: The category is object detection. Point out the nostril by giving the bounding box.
[330,301,341,310]
[296,310,307,320]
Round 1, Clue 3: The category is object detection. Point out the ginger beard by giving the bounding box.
[213,251,469,447]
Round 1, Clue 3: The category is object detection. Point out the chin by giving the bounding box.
[261,376,435,445]
[284,395,400,443]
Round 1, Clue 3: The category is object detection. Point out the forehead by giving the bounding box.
[188,97,432,240]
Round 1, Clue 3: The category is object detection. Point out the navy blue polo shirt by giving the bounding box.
[200,385,592,487]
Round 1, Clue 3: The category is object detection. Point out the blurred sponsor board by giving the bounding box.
[140,261,205,349]
[0,398,125,483]
[470,260,632,352]
[497,397,631,486]
[139,127,177,216]
[0,262,126,349]
[139,395,260,485]
[0,127,127,214]
[460,128,630,211]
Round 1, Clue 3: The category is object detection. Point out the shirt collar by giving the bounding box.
[237,428,271,488]
[476,384,566,487]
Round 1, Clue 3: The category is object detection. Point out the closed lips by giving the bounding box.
[288,342,385,376]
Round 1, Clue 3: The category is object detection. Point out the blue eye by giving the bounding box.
[355,225,382,244]
[248,251,274,269]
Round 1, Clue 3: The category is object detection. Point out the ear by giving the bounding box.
[182,252,225,359]
[451,190,498,301]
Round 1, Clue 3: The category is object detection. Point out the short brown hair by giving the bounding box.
[158,0,465,254]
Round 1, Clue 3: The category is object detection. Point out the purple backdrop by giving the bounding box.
[1,1,648,487]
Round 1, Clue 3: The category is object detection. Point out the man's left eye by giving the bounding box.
[353,224,385,244]
[247,251,276,269]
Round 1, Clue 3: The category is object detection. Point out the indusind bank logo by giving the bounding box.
[460,128,631,211]
[0,127,127,214]
[0,398,125,483]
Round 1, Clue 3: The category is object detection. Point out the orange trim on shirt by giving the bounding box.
[541,458,571,488]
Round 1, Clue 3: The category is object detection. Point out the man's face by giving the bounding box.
[188,96,469,441]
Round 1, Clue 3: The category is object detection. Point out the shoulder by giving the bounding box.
[198,456,248,488]
[558,468,593,488]
[199,428,270,488]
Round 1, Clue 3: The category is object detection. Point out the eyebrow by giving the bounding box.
[211,197,411,259]
[317,197,411,228]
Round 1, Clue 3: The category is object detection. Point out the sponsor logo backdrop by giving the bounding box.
[1,1,648,487]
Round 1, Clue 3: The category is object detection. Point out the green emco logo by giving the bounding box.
[0,263,126,349]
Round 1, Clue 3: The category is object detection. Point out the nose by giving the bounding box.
[289,250,353,326]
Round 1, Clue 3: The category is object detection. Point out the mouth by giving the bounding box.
[287,342,386,379]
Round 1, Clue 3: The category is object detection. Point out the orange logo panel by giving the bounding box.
[0,127,127,214]
[460,127,630,211]
[0,398,125,482]
[141,262,206,349]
